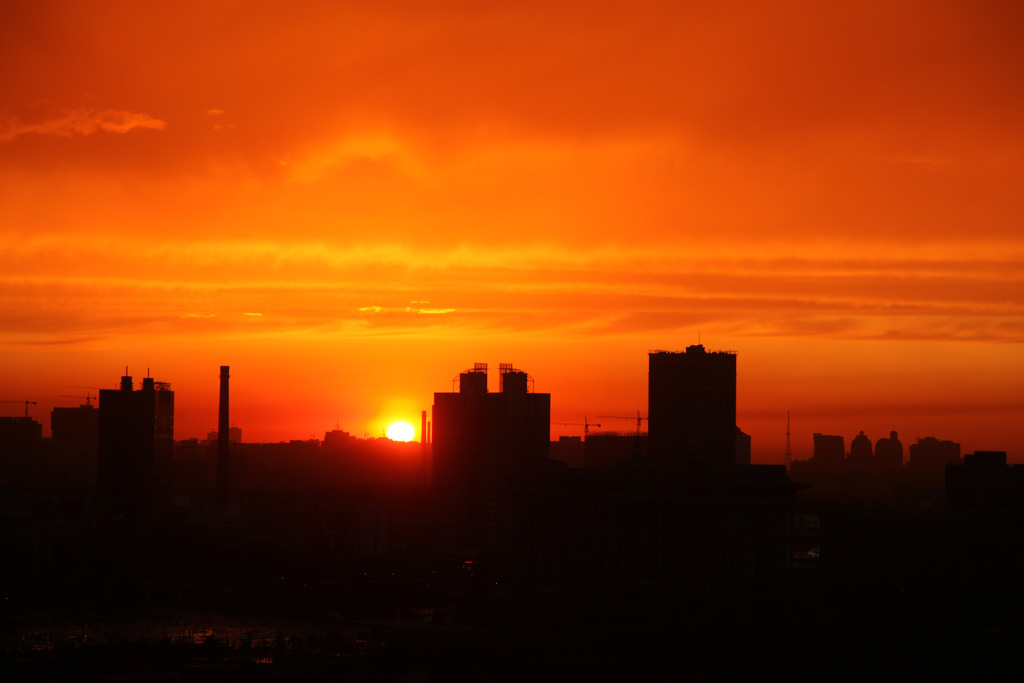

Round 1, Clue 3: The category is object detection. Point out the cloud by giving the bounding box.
[1,234,1021,345]
[284,133,428,183]
[0,106,166,142]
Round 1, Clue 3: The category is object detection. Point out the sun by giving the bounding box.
[386,421,416,442]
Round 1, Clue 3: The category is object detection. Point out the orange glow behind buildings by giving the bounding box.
[2,1,1022,462]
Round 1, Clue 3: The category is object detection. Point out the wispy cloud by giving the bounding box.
[873,152,954,171]
[0,106,166,142]
[1,235,1021,345]
[283,132,428,183]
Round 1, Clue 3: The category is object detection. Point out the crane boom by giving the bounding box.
[552,417,601,437]
[598,411,648,433]
[0,400,37,418]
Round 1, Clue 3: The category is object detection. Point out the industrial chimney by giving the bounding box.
[216,366,230,508]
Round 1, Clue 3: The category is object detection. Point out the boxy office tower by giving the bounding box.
[97,373,174,541]
[648,345,736,468]
[432,363,550,557]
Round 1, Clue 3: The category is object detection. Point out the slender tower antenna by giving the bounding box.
[784,411,792,470]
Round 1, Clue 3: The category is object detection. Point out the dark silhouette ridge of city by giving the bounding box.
[1,349,1021,680]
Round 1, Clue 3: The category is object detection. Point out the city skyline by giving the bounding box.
[3,349,1017,466]
[2,2,1022,461]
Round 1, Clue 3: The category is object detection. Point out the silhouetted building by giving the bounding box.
[946,451,1019,512]
[907,436,960,489]
[550,435,584,468]
[735,426,752,466]
[875,430,903,471]
[51,403,99,445]
[97,374,174,541]
[813,433,845,464]
[432,363,551,557]
[789,433,847,488]
[648,345,736,468]
[50,403,100,492]
[584,431,649,468]
[908,436,959,470]
[0,416,43,461]
[323,428,357,451]
[849,430,872,465]
[518,462,798,593]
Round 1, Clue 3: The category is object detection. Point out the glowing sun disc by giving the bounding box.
[387,421,415,441]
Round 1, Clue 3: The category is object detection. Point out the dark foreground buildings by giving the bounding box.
[97,373,174,542]
[432,356,797,596]
[9,356,1022,679]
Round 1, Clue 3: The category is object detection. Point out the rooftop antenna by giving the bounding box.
[784,411,792,470]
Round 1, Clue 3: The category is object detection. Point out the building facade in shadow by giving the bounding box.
[432,363,551,558]
[97,374,174,543]
[648,345,737,468]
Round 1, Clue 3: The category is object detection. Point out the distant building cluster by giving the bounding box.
[790,428,973,502]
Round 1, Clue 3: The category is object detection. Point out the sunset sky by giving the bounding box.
[2,1,1022,462]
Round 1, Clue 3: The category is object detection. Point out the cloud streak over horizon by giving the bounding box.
[0,106,166,142]
[1,236,1020,345]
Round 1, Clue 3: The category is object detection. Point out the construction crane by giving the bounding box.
[551,417,601,438]
[598,411,649,460]
[60,393,96,407]
[597,410,648,435]
[0,400,37,418]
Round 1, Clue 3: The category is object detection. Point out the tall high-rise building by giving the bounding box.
[432,363,550,556]
[97,373,174,540]
[648,345,736,467]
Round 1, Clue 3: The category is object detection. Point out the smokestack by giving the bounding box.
[217,366,230,508]
[420,409,428,486]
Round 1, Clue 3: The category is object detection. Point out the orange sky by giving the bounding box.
[2,1,1022,462]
